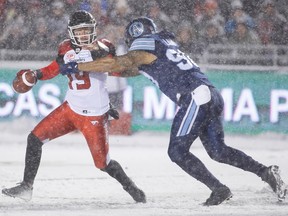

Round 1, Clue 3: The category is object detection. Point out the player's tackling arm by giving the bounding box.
[78,50,157,76]
[109,67,141,77]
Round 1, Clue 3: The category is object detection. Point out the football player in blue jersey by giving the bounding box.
[63,17,287,205]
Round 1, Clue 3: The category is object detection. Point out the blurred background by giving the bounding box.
[0,0,288,135]
[1,0,288,64]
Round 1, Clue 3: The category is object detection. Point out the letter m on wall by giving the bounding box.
[143,87,175,120]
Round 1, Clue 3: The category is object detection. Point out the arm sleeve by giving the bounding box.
[38,60,60,80]
[38,40,70,80]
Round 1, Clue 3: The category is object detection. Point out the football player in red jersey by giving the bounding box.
[2,10,146,203]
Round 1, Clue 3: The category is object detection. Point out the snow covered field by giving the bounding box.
[1,129,288,216]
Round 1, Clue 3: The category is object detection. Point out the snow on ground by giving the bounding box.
[0,129,288,216]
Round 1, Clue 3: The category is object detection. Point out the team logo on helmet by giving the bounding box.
[128,21,144,38]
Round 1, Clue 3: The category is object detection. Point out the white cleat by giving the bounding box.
[277,184,287,202]
[262,165,287,202]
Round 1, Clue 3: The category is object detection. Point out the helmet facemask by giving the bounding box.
[68,10,97,47]
[68,23,97,46]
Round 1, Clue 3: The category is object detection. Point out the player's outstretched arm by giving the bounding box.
[78,51,157,74]
[122,67,141,77]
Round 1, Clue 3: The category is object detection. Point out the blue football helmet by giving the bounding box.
[125,17,157,47]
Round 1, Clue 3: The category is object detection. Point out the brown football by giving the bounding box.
[12,70,36,93]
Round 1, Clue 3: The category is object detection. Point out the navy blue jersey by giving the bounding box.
[129,31,214,103]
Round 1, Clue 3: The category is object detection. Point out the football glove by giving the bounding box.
[107,103,119,120]
[59,62,79,75]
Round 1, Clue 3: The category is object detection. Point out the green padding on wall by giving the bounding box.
[127,70,288,134]
[1,67,287,134]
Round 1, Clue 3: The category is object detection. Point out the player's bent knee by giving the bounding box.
[168,147,183,163]
[208,151,225,162]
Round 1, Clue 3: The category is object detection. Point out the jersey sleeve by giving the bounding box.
[129,38,155,51]
[38,39,71,80]
[37,60,60,80]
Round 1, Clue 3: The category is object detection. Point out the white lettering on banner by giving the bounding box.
[221,88,233,121]
[270,90,288,123]
[232,88,259,122]
[123,86,133,113]
[142,87,266,122]
[143,87,175,119]
[0,83,14,116]
[0,84,61,117]
[38,84,61,116]
[13,91,39,116]
[1,82,287,124]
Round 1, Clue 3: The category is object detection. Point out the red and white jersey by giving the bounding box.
[61,40,109,116]
[38,39,114,116]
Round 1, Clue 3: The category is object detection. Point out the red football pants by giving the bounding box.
[32,101,109,169]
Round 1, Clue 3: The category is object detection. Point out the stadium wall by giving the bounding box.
[0,62,288,134]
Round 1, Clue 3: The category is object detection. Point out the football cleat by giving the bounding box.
[123,182,146,203]
[2,182,33,202]
[261,165,287,201]
[204,185,232,206]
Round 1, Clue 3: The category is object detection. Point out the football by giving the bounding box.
[12,70,36,93]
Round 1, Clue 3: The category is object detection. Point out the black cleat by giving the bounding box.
[123,182,146,203]
[204,185,232,206]
[2,181,33,201]
[261,165,287,201]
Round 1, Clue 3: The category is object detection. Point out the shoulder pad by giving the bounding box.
[98,38,116,56]
[99,38,113,47]
[97,41,109,52]
[58,39,72,56]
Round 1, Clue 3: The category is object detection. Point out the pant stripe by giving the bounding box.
[186,105,199,135]
[177,99,199,136]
